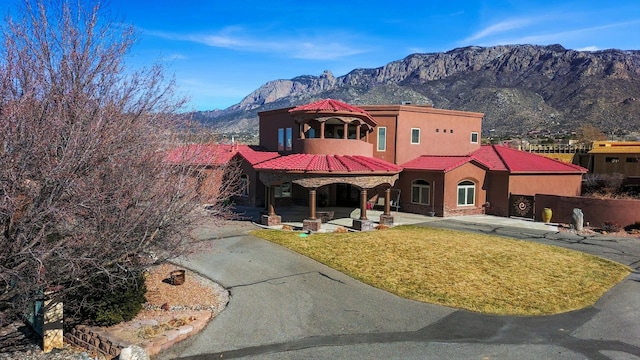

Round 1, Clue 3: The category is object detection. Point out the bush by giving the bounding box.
[65,272,147,327]
[602,221,622,233]
[624,221,640,232]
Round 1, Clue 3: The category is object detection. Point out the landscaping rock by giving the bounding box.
[119,345,149,360]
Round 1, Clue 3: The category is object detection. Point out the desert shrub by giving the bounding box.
[65,272,147,327]
[602,221,622,233]
[281,224,293,231]
[624,222,640,232]
[375,224,390,230]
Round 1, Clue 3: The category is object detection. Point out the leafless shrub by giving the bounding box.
[0,0,240,326]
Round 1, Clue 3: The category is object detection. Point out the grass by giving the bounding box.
[251,225,630,315]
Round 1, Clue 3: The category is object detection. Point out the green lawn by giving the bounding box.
[251,225,630,315]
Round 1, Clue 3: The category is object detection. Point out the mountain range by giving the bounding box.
[192,44,640,137]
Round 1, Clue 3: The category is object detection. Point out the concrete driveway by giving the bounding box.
[157,216,640,360]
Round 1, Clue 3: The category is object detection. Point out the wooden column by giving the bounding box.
[384,187,391,215]
[360,188,368,220]
[309,189,317,220]
[320,122,325,139]
[268,185,276,215]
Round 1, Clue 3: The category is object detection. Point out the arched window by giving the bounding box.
[457,180,475,206]
[239,174,249,196]
[411,179,430,205]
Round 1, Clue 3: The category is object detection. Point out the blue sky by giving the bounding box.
[6,1,640,110]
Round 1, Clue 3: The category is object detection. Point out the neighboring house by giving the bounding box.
[169,99,587,230]
[587,141,640,178]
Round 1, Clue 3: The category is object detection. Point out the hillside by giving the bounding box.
[193,44,640,137]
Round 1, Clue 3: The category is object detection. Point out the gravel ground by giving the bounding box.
[0,263,228,360]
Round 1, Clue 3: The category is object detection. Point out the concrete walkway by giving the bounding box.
[157,212,640,360]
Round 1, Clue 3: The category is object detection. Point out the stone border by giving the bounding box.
[64,310,212,358]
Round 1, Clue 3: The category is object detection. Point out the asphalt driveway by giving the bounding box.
[157,217,640,360]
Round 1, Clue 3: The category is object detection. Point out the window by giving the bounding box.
[377,127,387,151]
[286,127,292,151]
[605,157,620,163]
[278,128,284,150]
[436,128,439,133]
[239,174,249,196]
[470,132,479,143]
[457,180,475,206]
[274,182,292,198]
[626,157,639,163]
[411,180,430,205]
[411,128,420,144]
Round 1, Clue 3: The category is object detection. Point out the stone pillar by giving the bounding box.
[380,187,394,226]
[262,185,281,226]
[43,293,63,353]
[343,123,349,139]
[356,124,361,140]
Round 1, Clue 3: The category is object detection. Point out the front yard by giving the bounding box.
[252,225,630,315]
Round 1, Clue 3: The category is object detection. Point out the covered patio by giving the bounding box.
[253,154,402,231]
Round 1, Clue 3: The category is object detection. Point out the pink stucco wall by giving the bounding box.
[535,194,640,228]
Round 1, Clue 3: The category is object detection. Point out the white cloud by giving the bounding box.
[463,17,537,43]
[577,46,599,52]
[149,27,368,60]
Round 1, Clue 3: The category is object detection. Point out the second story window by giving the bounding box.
[470,132,479,143]
[377,127,387,151]
[605,157,620,163]
[411,128,420,144]
[278,128,292,151]
[286,127,292,151]
[278,128,284,150]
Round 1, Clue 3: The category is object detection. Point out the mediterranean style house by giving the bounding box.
[171,99,587,231]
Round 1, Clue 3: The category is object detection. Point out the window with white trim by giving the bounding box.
[411,128,420,144]
[411,180,430,205]
[457,180,475,206]
[470,132,479,143]
[377,127,387,151]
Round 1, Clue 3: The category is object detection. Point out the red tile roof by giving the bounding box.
[236,145,280,165]
[476,145,587,173]
[288,99,377,126]
[254,154,402,173]
[402,156,475,172]
[401,145,587,174]
[289,98,370,115]
[164,144,237,166]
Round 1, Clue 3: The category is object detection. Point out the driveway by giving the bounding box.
[157,216,640,359]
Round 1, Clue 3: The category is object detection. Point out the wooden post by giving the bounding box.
[268,185,276,216]
[384,187,391,215]
[309,189,317,220]
[360,188,368,220]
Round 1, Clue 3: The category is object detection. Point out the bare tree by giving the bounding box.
[0,0,239,325]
